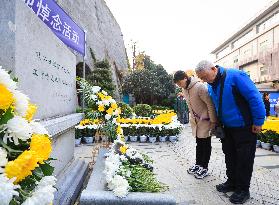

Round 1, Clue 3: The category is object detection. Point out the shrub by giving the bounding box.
[118,102,133,118]
[134,104,152,117]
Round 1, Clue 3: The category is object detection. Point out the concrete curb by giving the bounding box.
[54,159,89,205]
[80,148,176,205]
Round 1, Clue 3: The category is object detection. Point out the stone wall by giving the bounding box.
[57,0,128,100]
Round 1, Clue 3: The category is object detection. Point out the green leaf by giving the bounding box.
[0,107,14,124]
[40,163,55,176]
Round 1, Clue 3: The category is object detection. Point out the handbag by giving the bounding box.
[214,70,226,139]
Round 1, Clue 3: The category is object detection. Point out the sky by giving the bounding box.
[104,0,272,73]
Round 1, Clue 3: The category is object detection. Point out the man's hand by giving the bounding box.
[252,125,262,133]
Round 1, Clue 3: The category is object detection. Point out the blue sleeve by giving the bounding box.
[234,72,265,126]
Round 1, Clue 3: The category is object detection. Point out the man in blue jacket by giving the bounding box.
[195,60,265,204]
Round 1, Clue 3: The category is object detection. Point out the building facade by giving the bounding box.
[211,0,279,86]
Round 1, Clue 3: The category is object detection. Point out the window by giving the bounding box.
[233,55,238,63]
[232,31,253,49]
[257,12,279,33]
[216,46,230,59]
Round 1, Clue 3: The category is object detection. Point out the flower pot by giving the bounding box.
[256,140,261,148]
[148,136,157,143]
[169,135,178,143]
[139,135,147,142]
[83,136,94,144]
[129,136,138,142]
[75,138,81,146]
[261,142,272,150]
[124,136,129,142]
[159,136,167,142]
[273,145,279,153]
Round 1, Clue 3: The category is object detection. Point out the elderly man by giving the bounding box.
[195,60,265,204]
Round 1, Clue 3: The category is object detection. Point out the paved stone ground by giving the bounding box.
[75,124,279,205]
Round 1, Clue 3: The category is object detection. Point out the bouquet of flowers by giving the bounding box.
[0,66,56,205]
[77,78,124,141]
[104,140,167,198]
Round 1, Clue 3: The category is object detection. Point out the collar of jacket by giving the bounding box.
[208,65,225,88]
[185,77,199,90]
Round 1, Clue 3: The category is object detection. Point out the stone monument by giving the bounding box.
[0,1,87,204]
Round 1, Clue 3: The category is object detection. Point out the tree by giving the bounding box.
[123,63,175,106]
[87,60,115,96]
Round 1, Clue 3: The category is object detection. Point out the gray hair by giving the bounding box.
[195,60,215,72]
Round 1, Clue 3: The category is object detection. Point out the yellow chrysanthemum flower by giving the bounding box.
[0,84,14,110]
[116,125,123,135]
[5,150,39,183]
[97,92,105,100]
[98,104,105,112]
[106,107,114,115]
[30,134,52,164]
[119,145,128,154]
[24,103,37,122]
[111,103,118,110]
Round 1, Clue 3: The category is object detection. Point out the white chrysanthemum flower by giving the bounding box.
[29,121,49,135]
[108,98,116,104]
[92,86,101,94]
[112,118,117,124]
[75,125,86,129]
[119,155,128,162]
[102,100,110,106]
[109,175,129,198]
[0,174,20,205]
[105,114,111,120]
[22,176,56,205]
[90,94,98,101]
[12,90,29,116]
[0,148,8,173]
[0,67,17,91]
[3,116,32,145]
[102,90,108,95]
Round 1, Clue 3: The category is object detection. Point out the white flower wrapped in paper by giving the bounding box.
[108,175,129,198]
[12,90,29,116]
[91,86,101,94]
[90,94,98,101]
[22,176,56,205]
[0,148,8,173]
[0,67,17,91]
[3,116,32,145]
[29,121,49,135]
[0,174,20,205]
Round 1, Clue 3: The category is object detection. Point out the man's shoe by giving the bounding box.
[187,165,200,175]
[216,181,235,193]
[194,167,209,179]
[229,190,250,204]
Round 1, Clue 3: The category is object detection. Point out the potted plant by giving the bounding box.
[260,131,272,150]
[129,126,138,142]
[83,126,95,144]
[256,133,262,148]
[139,127,147,142]
[269,131,279,153]
[272,137,279,153]
[75,128,82,146]
[159,126,167,142]
[148,127,157,143]
[122,127,129,142]
[169,127,180,143]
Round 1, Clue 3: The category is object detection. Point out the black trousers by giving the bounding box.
[222,127,257,191]
[196,137,212,169]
